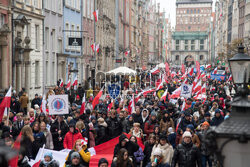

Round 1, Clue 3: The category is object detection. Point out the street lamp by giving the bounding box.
[205,44,250,167]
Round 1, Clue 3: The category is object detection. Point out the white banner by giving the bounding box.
[48,95,69,115]
[180,83,193,98]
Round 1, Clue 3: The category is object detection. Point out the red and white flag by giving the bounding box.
[66,80,71,90]
[59,79,64,87]
[135,92,143,103]
[142,88,155,97]
[181,64,185,74]
[212,67,218,74]
[227,75,232,82]
[128,94,135,115]
[93,10,99,22]
[171,86,181,99]
[181,99,186,111]
[91,43,100,53]
[161,88,168,101]
[150,66,160,75]
[189,67,194,76]
[80,94,86,115]
[0,86,11,123]
[206,64,212,69]
[193,80,202,94]
[196,61,200,74]
[171,71,176,78]
[72,76,78,86]
[8,132,22,167]
[125,50,130,56]
[92,87,103,109]
[108,99,114,112]
[165,62,170,76]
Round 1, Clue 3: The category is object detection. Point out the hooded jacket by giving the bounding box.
[113,134,139,158]
[96,122,108,145]
[63,127,83,149]
[150,143,174,165]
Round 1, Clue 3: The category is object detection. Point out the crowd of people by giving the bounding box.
[0,66,235,167]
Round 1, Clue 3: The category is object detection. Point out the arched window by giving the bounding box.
[200,55,204,60]
[176,55,180,61]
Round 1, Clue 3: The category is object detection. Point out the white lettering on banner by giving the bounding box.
[180,83,193,98]
[48,95,69,115]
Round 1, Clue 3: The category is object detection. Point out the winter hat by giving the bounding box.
[44,152,53,159]
[193,112,200,118]
[71,152,80,159]
[34,104,40,109]
[153,148,162,156]
[76,95,80,99]
[183,131,192,138]
[151,111,157,117]
[215,109,221,114]
[90,116,96,121]
[168,127,174,134]
[98,158,109,167]
[204,112,211,117]
[184,111,191,117]
[186,124,194,131]
[202,121,210,127]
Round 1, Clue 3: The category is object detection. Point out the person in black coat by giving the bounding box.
[171,131,201,167]
[31,94,41,109]
[143,134,156,167]
[10,96,21,114]
[132,107,143,129]
[106,110,122,139]
[178,111,197,132]
[96,118,108,145]
[210,109,224,126]
[113,134,139,162]
[18,149,31,167]
[1,120,19,140]
[32,122,46,159]
[50,116,69,150]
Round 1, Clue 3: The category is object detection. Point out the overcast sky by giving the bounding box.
[156,0,216,28]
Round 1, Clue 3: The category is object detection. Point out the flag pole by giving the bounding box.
[6,107,10,126]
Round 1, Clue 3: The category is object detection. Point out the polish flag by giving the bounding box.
[161,88,168,101]
[125,50,130,56]
[40,95,46,113]
[183,78,188,84]
[142,88,155,97]
[206,64,212,69]
[135,92,142,103]
[66,80,71,90]
[193,80,202,94]
[80,94,86,115]
[227,75,232,82]
[189,68,194,76]
[165,62,170,76]
[108,100,114,112]
[95,44,100,53]
[171,71,177,78]
[150,66,160,75]
[201,83,206,94]
[199,73,206,79]
[154,80,164,96]
[0,86,11,123]
[91,43,95,52]
[128,94,135,115]
[192,76,199,89]
[212,67,218,74]
[181,64,185,74]
[92,87,103,109]
[32,145,45,167]
[93,10,99,22]
[181,99,186,111]
[59,79,64,87]
[196,61,200,74]
[180,72,187,80]
[171,86,181,99]
[206,73,211,79]
[8,132,22,167]
[72,76,78,86]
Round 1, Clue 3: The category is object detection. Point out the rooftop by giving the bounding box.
[176,0,213,4]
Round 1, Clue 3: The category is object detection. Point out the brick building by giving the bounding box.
[171,0,213,67]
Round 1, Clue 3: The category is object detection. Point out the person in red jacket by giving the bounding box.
[63,123,83,149]
[144,111,158,139]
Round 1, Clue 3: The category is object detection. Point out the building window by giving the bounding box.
[200,39,204,50]
[35,61,40,86]
[58,39,62,53]
[45,27,49,50]
[35,25,39,50]
[0,14,5,28]
[51,29,55,52]
[25,0,31,5]
[176,40,179,50]
[191,9,193,14]
[187,9,189,14]
[46,60,49,85]
[194,9,196,14]
[200,55,204,60]
[176,55,179,61]
[52,62,55,84]
[191,40,195,50]
[34,0,39,8]
[185,40,189,50]
[58,0,62,12]
[198,9,200,13]
[194,17,196,22]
